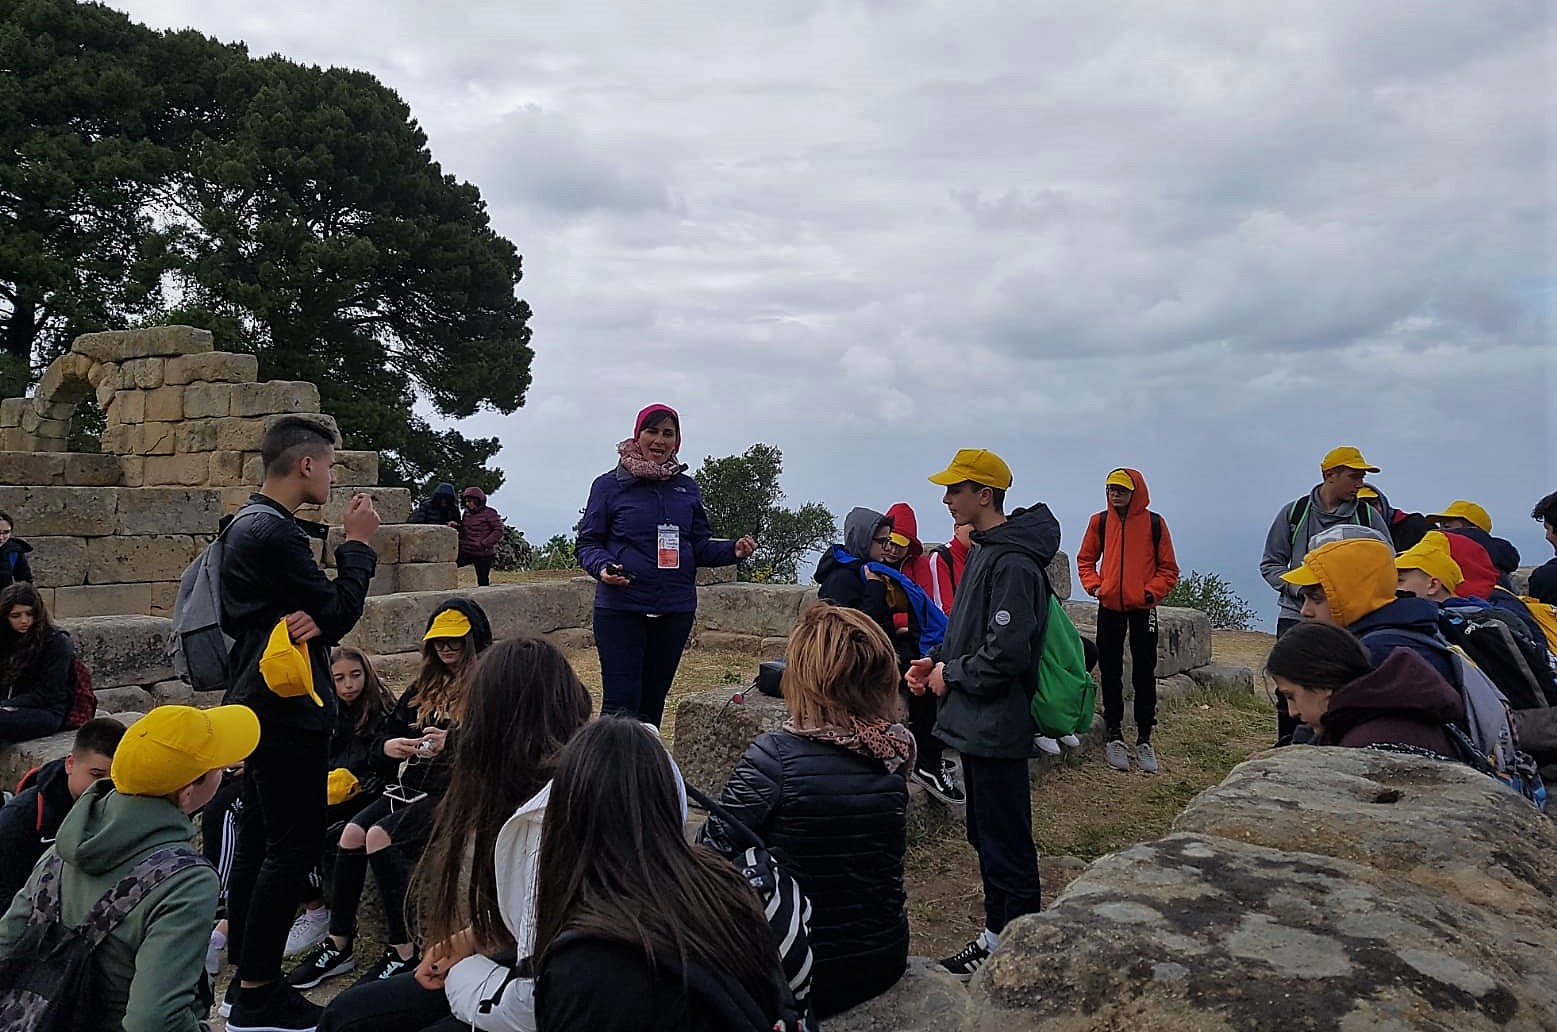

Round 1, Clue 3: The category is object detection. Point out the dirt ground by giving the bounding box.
[212,625,1276,1022]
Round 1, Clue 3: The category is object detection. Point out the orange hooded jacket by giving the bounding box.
[1076,467,1180,611]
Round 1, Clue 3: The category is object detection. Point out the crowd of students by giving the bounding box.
[2,413,1554,1032]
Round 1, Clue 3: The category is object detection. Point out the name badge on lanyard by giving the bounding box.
[657,524,681,569]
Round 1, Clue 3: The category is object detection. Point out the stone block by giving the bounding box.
[34,359,92,410]
[241,452,264,483]
[18,404,41,434]
[326,525,401,565]
[173,420,219,453]
[0,486,116,536]
[0,397,27,427]
[119,357,166,390]
[395,562,457,593]
[109,389,146,424]
[827,957,968,1031]
[62,453,122,486]
[72,325,213,363]
[472,580,596,641]
[1188,662,1257,695]
[343,592,456,656]
[366,651,423,693]
[206,450,246,486]
[137,421,179,455]
[396,524,457,564]
[163,351,258,386]
[33,419,69,448]
[695,583,815,637]
[546,627,594,651]
[144,385,184,422]
[86,535,199,584]
[100,424,133,455]
[213,417,268,452]
[0,730,78,788]
[149,679,194,705]
[230,380,321,417]
[25,536,89,588]
[217,487,255,514]
[332,450,380,487]
[296,487,411,526]
[94,686,153,714]
[94,371,120,410]
[182,383,233,420]
[142,453,213,487]
[53,583,155,618]
[60,614,176,688]
[116,488,223,535]
[118,455,144,488]
[687,630,768,656]
[366,565,400,596]
[696,564,737,586]
[1064,602,1212,677]
[673,685,788,790]
[1046,549,1071,600]
[0,452,66,485]
[0,428,26,450]
[149,581,180,619]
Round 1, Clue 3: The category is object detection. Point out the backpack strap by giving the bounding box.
[685,783,765,854]
[1287,497,1311,548]
[25,853,66,928]
[1095,510,1164,567]
[79,846,212,948]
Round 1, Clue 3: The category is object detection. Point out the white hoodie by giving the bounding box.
[442,783,549,1031]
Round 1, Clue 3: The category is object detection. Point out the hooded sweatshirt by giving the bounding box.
[815,507,894,633]
[0,781,217,1032]
[1320,647,1465,756]
[1076,468,1180,611]
[1260,488,1386,620]
[930,504,1062,759]
[883,503,934,592]
[0,535,34,590]
[410,483,461,526]
[0,755,74,907]
[1296,540,1458,685]
[457,487,505,558]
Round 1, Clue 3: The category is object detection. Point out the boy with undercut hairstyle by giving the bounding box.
[218,415,381,1031]
[1532,492,1557,606]
[908,448,1058,982]
[0,704,260,1032]
[0,716,127,907]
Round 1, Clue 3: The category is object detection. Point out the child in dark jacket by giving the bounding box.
[456,487,504,587]
[0,511,34,590]
[701,603,912,1018]
[0,582,75,744]
[287,599,491,992]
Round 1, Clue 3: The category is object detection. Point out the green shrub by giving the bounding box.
[1163,571,1257,631]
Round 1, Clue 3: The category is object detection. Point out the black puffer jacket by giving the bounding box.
[698,731,909,1011]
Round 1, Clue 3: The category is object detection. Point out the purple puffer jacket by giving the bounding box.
[576,466,738,613]
[457,487,505,558]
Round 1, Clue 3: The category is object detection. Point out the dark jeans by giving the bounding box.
[227,726,330,984]
[1274,616,1301,746]
[0,706,63,743]
[594,608,696,727]
[960,753,1042,935]
[903,686,943,773]
[1095,605,1159,743]
[318,971,462,1032]
[456,553,492,587]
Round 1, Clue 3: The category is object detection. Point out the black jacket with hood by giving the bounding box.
[219,493,378,735]
[0,755,73,906]
[1,626,75,723]
[409,483,460,526]
[0,536,33,590]
[930,504,1061,760]
[815,507,894,637]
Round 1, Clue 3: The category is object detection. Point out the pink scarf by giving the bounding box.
[617,438,682,481]
[783,717,917,774]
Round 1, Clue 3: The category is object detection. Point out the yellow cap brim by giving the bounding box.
[889,532,910,547]
[424,609,474,641]
[927,468,963,486]
[1279,566,1322,587]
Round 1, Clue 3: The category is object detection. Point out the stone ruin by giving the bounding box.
[0,325,458,619]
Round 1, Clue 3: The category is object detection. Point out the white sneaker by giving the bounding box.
[1058,733,1082,749]
[1034,735,1061,755]
[283,906,331,957]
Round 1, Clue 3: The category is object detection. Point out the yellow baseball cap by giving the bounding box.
[1320,446,1379,473]
[260,619,322,707]
[928,449,1013,490]
[327,768,361,806]
[424,609,473,641]
[1105,470,1136,491]
[112,704,259,797]
[1395,532,1464,590]
[1426,500,1492,534]
[888,531,910,547]
[1356,484,1379,501]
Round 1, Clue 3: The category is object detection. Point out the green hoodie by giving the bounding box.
[0,780,216,1032]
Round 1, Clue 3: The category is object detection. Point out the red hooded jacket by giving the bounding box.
[1076,468,1180,612]
[884,503,936,635]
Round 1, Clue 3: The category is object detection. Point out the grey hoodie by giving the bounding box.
[1258,487,1386,621]
[931,503,1062,759]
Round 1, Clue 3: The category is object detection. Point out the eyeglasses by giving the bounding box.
[432,640,465,653]
[871,535,893,546]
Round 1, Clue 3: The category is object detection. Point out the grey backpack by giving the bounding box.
[167,503,276,693]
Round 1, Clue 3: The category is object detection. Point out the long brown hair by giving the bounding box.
[329,646,395,738]
[783,602,900,729]
[411,631,477,726]
[412,638,592,950]
[1,583,56,696]
[532,716,781,1014]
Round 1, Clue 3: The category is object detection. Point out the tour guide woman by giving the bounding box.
[576,404,755,726]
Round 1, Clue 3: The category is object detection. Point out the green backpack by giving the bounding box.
[1030,595,1097,737]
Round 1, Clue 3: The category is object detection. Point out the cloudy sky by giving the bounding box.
[115,1,1554,623]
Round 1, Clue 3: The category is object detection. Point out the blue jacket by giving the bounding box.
[1349,596,1456,685]
[577,466,738,613]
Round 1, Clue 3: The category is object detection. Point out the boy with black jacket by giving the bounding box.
[908,448,1057,982]
[220,415,380,1032]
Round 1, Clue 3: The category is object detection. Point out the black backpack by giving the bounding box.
[0,845,211,1031]
[1438,608,1554,712]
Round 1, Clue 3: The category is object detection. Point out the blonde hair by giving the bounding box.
[782,602,900,729]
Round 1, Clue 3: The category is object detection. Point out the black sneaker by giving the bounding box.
[226,980,323,1032]
[912,760,965,805]
[352,947,418,986]
[939,938,991,982]
[284,939,355,990]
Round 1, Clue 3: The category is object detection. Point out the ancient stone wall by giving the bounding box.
[0,326,456,618]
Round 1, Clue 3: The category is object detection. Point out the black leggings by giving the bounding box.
[318,971,462,1032]
[329,794,438,946]
[456,553,493,587]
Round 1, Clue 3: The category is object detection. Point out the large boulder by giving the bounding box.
[60,615,175,689]
[828,957,969,1031]
[696,583,816,638]
[673,685,787,792]
[964,749,1557,1031]
[1063,602,1212,677]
